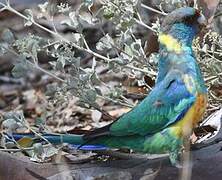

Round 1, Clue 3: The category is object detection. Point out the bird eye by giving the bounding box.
[182,9,205,26]
[195,9,201,16]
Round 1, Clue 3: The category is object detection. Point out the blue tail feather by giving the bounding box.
[10,133,108,151]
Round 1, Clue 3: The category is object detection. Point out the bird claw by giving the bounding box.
[174,161,183,168]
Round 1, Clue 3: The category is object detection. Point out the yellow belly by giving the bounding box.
[171,93,207,137]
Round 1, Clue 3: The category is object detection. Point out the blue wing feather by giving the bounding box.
[109,70,196,136]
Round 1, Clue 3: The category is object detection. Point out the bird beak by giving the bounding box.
[197,14,207,27]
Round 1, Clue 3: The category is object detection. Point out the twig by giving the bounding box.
[0,2,151,75]
[0,1,155,110]
[2,46,66,83]
[135,12,157,32]
[0,144,51,152]
[13,114,52,145]
[33,63,66,83]
[141,3,167,16]
[95,149,168,160]
[98,95,134,108]
[214,12,222,18]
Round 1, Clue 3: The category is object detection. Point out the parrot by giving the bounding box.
[12,7,208,166]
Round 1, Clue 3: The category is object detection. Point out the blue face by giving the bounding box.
[174,7,196,17]
[162,7,206,46]
[169,23,197,46]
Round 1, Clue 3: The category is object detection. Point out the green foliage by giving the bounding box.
[14,34,44,59]
[1,29,15,43]
[0,0,221,117]
[102,0,138,31]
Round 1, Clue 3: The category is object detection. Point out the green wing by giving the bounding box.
[84,71,196,139]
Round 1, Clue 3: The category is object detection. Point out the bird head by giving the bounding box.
[159,7,207,50]
[161,7,206,33]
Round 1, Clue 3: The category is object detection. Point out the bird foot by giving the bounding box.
[169,152,182,168]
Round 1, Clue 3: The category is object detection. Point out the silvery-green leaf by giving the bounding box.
[121,30,134,45]
[96,42,105,51]
[76,100,90,108]
[83,0,93,7]
[118,12,134,30]
[24,9,34,26]
[1,29,15,43]
[33,143,44,156]
[130,39,145,57]
[45,83,58,96]
[103,7,115,19]
[109,87,122,99]
[5,142,16,149]
[72,33,83,46]
[90,72,101,85]
[0,45,6,55]
[12,62,29,78]
[69,67,79,77]
[79,74,89,83]
[13,35,43,59]
[47,1,57,17]
[69,12,84,32]
[69,57,80,67]
[35,117,45,126]
[108,61,115,70]
[57,3,70,14]
[3,112,16,120]
[44,145,58,158]
[113,55,129,65]
[38,2,48,13]
[30,143,46,162]
[96,34,114,51]
[124,44,134,57]
[60,19,72,27]
[91,110,102,123]
[67,77,78,89]
[85,89,97,102]
[2,118,19,134]
[202,44,209,53]
[2,111,24,123]
[55,55,68,70]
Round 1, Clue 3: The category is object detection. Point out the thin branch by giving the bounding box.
[0,144,51,152]
[204,73,222,82]
[134,18,156,32]
[14,115,52,145]
[141,3,167,16]
[98,95,134,108]
[81,34,90,50]
[0,7,6,12]
[3,46,66,83]
[0,2,5,7]
[6,45,135,110]
[33,63,66,83]
[1,2,152,75]
[0,2,156,110]
[5,5,57,36]
[135,11,157,32]
[214,12,222,19]
[95,149,168,160]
